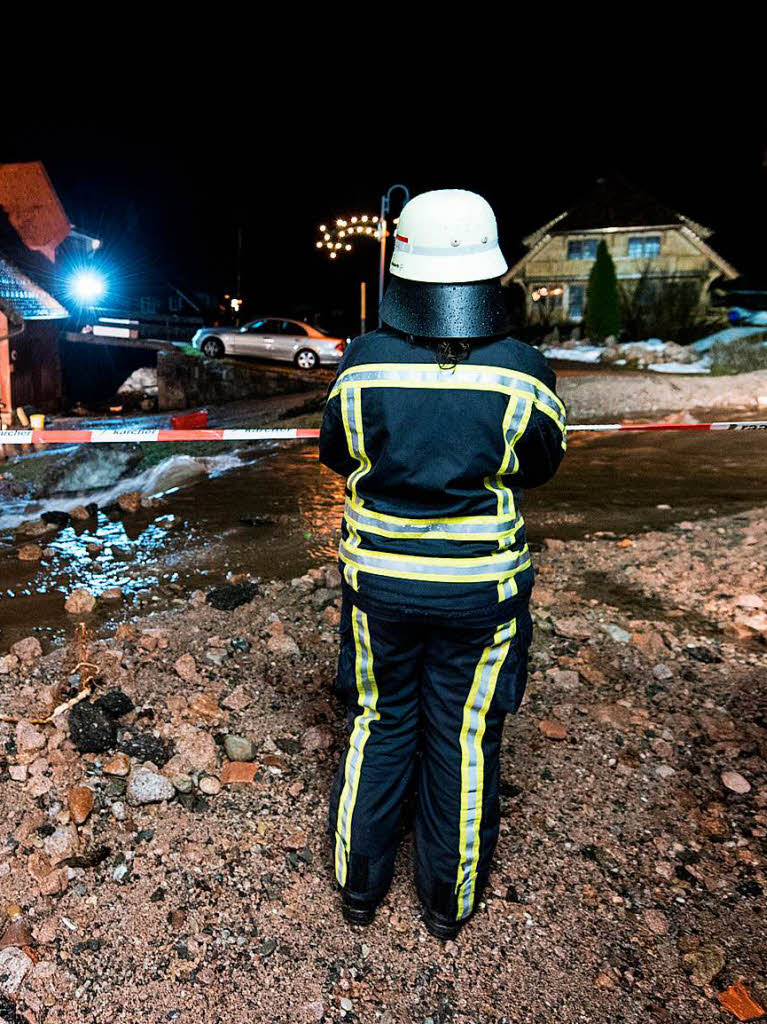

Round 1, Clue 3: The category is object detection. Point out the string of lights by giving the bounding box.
[315,214,383,259]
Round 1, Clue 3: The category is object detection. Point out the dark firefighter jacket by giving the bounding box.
[319,328,566,626]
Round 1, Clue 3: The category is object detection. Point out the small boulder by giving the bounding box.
[10,636,43,663]
[15,719,47,754]
[68,703,117,754]
[0,945,34,996]
[224,734,255,762]
[127,768,175,805]
[721,770,751,795]
[267,634,300,658]
[43,825,79,866]
[221,761,259,785]
[17,543,43,561]
[65,589,97,615]
[0,654,20,675]
[67,786,95,824]
[117,490,142,513]
[103,752,131,776]
[300,726,334,752]
[538,719,568,740]
[174,653,199,683]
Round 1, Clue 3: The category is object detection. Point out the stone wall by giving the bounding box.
[157,352,322,410]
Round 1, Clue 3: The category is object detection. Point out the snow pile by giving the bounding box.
[117,367,158,396]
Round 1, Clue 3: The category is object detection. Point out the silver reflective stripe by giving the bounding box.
[339,539,530,579]
[344,500,522,540]
[394,238,498,258]
[331,365,565,432]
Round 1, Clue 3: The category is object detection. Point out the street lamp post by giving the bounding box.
[378,184,410,326]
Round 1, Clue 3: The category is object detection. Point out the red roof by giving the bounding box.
[0,161,70,262]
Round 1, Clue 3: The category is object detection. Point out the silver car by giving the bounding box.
[190,317,347,369]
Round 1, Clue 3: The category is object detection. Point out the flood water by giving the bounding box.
[1,421,766,650]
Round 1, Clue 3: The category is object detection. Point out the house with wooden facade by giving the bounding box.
[502,177,738,325]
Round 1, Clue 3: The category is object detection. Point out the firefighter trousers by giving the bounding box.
[329,597,532,923]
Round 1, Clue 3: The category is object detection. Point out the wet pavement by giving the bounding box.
[1,409,767,650]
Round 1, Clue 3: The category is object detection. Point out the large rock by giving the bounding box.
[15,719,46,754]
[43,825,79,866]
[10,636,42,663]
[162,723,218,774]
[127,768,175,805]
[65,590,97,615]
[0,945,34,996]
[39,443,143,495]
[68,703,117,753]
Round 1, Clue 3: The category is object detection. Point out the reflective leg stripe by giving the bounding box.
[455,618,516,920]
[329,363,566,439]
[339,539,531,584]
[334,607,380,887]
[344,499,524,543]
[341,385,371,591]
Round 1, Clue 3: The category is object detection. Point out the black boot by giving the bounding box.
[421,905,463,941]
[341,893,378,926]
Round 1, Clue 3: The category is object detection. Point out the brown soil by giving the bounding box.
[0,508,765,1023]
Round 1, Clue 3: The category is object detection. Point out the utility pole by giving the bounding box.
[378,184,410,326]
[235,225,243,327]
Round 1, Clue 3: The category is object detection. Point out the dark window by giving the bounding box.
[245,319,274,333]
[628,236,661,258]
[567,239,598,260]
[281,320,307,335]
[168,295,183,313]
[569,284,584,319]
[140,296,159,315]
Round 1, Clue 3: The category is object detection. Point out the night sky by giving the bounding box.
[4,82,766,333]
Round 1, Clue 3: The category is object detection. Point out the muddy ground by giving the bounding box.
[0,504,765,1023]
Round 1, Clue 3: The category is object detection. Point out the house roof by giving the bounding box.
[550,176,709,235]
[0,161,70,262]
[0,255,68,320]
[502,176,738,284]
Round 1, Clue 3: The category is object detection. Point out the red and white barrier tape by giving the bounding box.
[1,422,767,444]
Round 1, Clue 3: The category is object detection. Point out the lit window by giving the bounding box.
[569,284,584,319]
[628,236,661,258]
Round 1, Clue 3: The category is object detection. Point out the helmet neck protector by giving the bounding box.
[380,277,510,340]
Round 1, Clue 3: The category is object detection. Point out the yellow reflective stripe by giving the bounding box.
[331,362,565,421]
[456,619,516,920]
[485,396,520,519]
[334,608,379,887]
[344,500,524,543]
[341,385,371,591]
[339,548,532,585]
[345,496,514,529]
[504,395,533,478]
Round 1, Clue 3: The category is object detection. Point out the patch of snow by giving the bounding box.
[647,359,712,375]
[541,346,603,364]
[117,367,158,395]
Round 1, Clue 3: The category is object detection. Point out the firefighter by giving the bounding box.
[319,189,566,939]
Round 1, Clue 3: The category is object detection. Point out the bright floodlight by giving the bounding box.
[70,269,106,303]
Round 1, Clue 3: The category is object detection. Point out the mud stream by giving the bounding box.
[1,420,766,650]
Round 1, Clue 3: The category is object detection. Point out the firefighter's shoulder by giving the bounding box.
[340,328,410,369]
[482,335,557,391]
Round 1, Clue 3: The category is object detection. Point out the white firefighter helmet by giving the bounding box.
[380,189,510,338]
[389,189,508,284]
